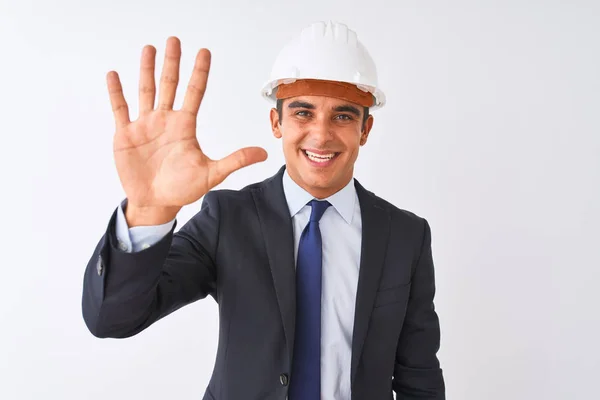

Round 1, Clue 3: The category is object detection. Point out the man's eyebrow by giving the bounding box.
[287,101,315,109]
[286,101,361,117]
[333,104,361,117]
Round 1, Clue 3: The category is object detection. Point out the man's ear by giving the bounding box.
[360,114,374,146]
[270,108,282,139]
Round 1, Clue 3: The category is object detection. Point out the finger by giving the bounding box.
[181,48,211,116]
[139,45,156,116]
[157,36,181,110]
[106,71,130,128]
[212,147,268,184]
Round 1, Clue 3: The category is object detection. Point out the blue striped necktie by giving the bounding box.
[289,199,331,399]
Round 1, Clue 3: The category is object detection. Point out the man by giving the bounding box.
[82,21,445,399]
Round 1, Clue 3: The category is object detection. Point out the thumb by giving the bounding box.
[212,146,268,183]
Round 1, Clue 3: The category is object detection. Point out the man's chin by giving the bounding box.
[299,170,340,191]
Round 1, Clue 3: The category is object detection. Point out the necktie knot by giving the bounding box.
[308,199,330,222]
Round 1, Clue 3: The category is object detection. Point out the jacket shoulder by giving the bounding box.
[359,185,429,233]
[201,175,272,206]
[361,184,425,218]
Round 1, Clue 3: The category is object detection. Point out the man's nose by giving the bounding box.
[309,117,334,143]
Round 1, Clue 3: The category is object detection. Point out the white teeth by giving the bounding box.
[305,150,335,162]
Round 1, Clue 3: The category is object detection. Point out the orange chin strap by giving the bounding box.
[275,79,374,108]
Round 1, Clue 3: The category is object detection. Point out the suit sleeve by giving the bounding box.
[81,192,220,338]
[392,218,445,399]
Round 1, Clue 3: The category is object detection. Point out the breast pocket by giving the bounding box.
[373,282,411,308]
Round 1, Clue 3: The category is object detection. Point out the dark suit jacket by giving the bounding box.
[82,166,445,399]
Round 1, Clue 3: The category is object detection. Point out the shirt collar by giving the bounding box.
[282,168,356,224]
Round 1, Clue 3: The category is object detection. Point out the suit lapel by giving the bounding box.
[350,179,391,385]
[252,166,297,364]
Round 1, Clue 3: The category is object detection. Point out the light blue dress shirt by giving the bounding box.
[114,170,363,399]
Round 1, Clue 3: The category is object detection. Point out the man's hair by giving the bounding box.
[276,98,370,130]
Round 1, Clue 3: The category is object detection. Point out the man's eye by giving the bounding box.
[296,111,311,117]
[336,114,353,120]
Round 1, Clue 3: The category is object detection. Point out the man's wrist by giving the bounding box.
[125,204,180,227]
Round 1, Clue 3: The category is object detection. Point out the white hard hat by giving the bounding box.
[261,21,386,110]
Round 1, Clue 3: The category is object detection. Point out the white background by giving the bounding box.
[1,0,599,399]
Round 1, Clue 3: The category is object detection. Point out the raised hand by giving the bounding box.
[107,37,268,225]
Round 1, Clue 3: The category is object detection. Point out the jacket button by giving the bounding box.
[279,373,289,386]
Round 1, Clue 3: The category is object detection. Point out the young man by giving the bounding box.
[82,21,445,399]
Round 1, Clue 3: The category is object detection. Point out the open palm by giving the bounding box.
[107,37,267,210]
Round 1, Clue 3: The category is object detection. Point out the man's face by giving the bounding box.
[270,95,374,199]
